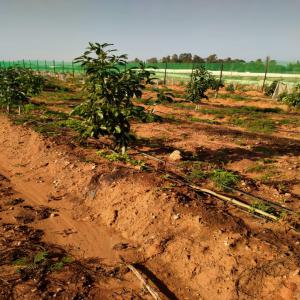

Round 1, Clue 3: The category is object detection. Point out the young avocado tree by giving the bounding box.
[72,42,155,153]
[0,67,44,113]
[185,66,220,109]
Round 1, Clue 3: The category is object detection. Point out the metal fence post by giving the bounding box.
[164,62,167,85]
[262,56,270,91]
[216,62,224,98]
[72,61,75,78]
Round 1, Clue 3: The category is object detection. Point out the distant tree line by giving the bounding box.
[132,53,248,64]
[129,55,300,73]
[131,54,294,65]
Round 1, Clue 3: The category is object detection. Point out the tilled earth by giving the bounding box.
[1,83,300,299]
[0,172,154,300]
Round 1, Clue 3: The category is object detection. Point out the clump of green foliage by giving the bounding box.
[154,88,174,103]
[250,200,276,214]
[72,42,155,153]
[225,83,235,92]
[97,149,145,167]
[232,117,277,133]
[185,66,220,103]
[13,251,73,275]
[0,67,44,113]
[210,169,240,190]
[278,84,300,108]
[187,162,207,181]
[264,80,278,96]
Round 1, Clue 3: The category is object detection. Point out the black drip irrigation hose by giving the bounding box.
[94,140,299,230]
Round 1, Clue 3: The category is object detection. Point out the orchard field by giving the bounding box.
[0,44,300,299]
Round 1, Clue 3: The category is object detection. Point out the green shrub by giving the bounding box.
[225,83,235,92]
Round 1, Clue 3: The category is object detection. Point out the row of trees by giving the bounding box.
[1,42,298,153]
[0,43,221,153]
[132,55,287,65]
[0,68,44,113]
[71,43,222,152]
[134,54,247,64]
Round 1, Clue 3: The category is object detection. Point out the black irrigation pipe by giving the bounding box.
[129,150,300,232]
[94,140,287,222]
[129,144,293,214]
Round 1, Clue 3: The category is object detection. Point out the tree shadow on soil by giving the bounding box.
[135,264,180,300]
[135,136,300,166]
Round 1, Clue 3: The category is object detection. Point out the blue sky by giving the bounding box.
[0,0,299,61]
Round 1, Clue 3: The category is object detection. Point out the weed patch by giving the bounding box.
[210,169,240,190]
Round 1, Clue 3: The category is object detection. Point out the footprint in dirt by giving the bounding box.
[14,206,59,224]
[8,198,25,206]
[15,213,35,224]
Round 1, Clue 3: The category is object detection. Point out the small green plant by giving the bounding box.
[277,182,288,193]
[187,116,221,125]
[97,149,145,167]
[259,172,275,184]
[210,169,240,190]
[13,251,73,274]
[51,256,73,271]
[250,200,276,214]
[225,83,235,92]
[188,168,206,181]
[246,163,265,173]
[185,66,220,103]
[155,88,174,103]
[232,118,277,133]
[23,103,39,114]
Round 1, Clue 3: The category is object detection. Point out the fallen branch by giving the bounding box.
[190,185,279,221]
[96,141,282,222]
[127,264,162,300]
[133,148,290,219]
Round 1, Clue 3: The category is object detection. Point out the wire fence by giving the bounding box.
[1,60,300,73]
[0,60,82,74]
[0,60,299,87]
